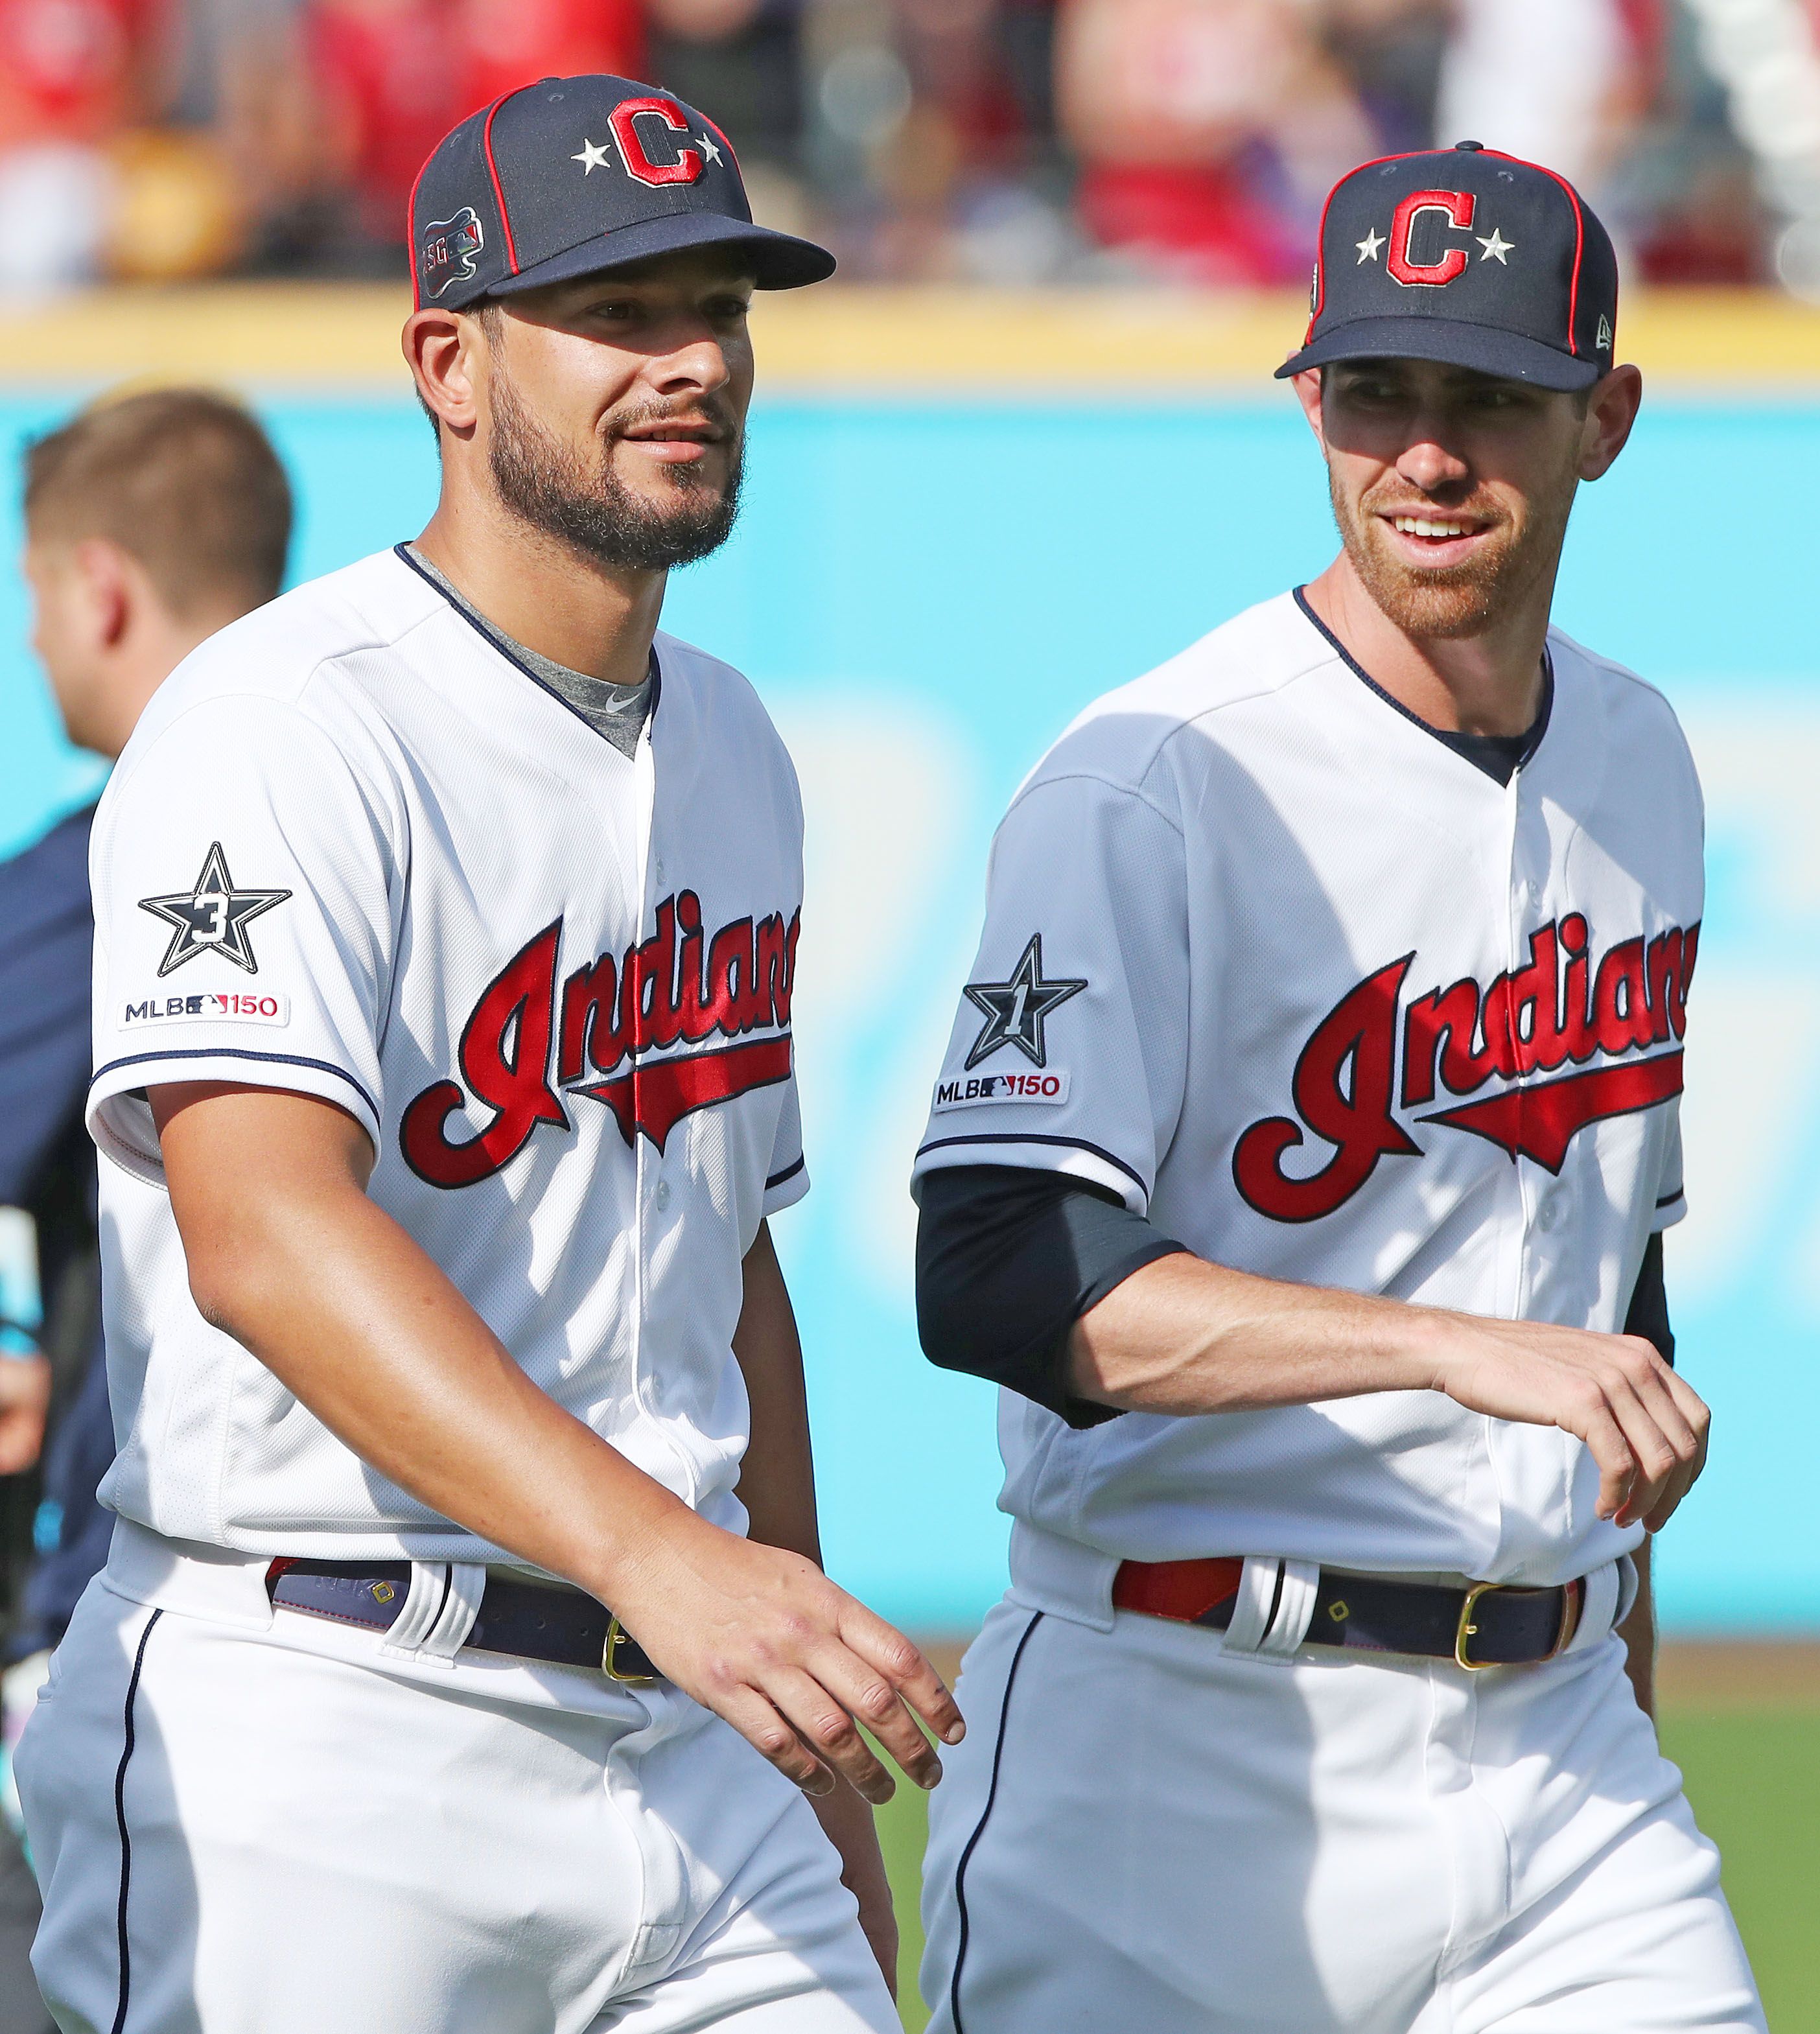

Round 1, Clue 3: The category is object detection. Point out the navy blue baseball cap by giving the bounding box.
[1277,143,1618,392]
[410,75,835,310]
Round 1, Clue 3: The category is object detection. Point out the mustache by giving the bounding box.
[604,395,740,444]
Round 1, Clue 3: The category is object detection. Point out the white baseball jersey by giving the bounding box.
[88,545,808,1560]
[913,590,1700,1593]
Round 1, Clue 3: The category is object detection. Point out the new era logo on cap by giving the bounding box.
[409,75,835,312]
[1278,142,1618,393]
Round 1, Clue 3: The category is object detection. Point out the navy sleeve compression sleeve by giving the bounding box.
[1624,1230,1673,1368]
[914,1165,1186,1429]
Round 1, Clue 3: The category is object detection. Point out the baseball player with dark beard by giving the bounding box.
[913,146,1764,2031]
[18,76,959,2034]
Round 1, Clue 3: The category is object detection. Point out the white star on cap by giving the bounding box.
[1356,228,1384,263]
[697,133,722,167]
[1477,228,1514,263]
[572,138,611,174]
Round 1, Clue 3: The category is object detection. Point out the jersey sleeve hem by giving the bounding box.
[1651,1185,1686,1232]
[88,1047,383,1184]
[913,1132,1150,1215]
[762,1152,810,1218]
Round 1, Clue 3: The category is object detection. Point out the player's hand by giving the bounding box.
[1425,1315,1709,1530]
[0,1353,52,1477]
[608,1510,964,1804]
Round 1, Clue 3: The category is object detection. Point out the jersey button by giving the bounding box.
[1537,1191,1564,1232]
[654,1180,672,1212]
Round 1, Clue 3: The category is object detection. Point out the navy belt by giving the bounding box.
[1113,1558,1584,1670]
[266,1560,661,1682]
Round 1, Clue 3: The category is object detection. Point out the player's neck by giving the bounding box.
[1302,554,1554,740]
[412,498,665,693]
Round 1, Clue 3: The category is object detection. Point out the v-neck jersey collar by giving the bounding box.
[392,542,662,749]
[1291,584,1554,784]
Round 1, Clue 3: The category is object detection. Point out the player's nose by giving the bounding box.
[645,325,735,399]
[1395,436,1472,495]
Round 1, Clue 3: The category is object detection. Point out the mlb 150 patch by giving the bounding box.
[122,992,290,1028]
[932,1070,1071,1112]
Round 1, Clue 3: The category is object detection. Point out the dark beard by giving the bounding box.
[487,367,743,572]
[1331,462,1576,642]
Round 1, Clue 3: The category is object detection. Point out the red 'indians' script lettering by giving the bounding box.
[401,893,800,1187]
[1232,917,1698,1224]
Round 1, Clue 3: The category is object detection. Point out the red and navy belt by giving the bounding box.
[266,1559,661,1683]
[1113,1557,1584,1670]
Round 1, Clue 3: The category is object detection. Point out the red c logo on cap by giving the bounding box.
[610,97,705,188]
[1387,189,1476,286]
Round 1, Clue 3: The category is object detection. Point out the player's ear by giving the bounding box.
[1577,364,1642,483]
[1290,368,1327,447]
[403,306,484,443]
[71,538,134,651]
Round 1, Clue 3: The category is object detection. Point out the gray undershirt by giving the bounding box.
[408,546,654,760]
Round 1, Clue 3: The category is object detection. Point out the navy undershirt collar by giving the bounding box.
[1293,585,1553,788]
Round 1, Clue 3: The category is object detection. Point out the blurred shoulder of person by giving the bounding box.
[0,383,288,2034]
[6,387,291,1665]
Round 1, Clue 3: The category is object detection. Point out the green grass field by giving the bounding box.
[874,1644,1820,2032]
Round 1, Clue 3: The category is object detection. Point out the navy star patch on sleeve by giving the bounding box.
[138,843,292,977]
[962,933,1086,1070]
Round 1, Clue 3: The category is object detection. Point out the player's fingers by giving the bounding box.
[840,1607,965,1746]
[1574,1399,1637,1521]
[765,1667,896,1805]
[1641,1453,1701,1533]
[1621,1350,1701,1464]
[1601,1372,1681,1525]
[808,1644,944,1790]
[715,1685,834,1797]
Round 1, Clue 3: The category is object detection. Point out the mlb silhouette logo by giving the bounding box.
[422,207,485,298]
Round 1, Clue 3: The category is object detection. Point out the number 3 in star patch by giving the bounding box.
[138,843,292,977]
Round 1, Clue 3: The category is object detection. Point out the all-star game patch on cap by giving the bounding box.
[1276,143,1618,392]
[410,75,836,310]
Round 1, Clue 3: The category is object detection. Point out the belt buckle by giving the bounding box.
[602,1616,656,1685]
[1454,1581,1502,1670]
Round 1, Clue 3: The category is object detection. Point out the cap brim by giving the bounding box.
[482,211,836,299]
[1275,315,1602,392]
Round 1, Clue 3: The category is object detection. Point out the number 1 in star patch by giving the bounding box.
[962,934,1086,1070]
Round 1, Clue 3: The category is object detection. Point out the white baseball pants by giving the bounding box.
[17,1530,898,2034]
[921,1595,1764,2033]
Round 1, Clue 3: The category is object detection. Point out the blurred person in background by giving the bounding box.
[1435,0,1659,200]
[302,0,644,266]
[1055,0,1379,284]
[0,389,291,2030]
[0,0,171,290]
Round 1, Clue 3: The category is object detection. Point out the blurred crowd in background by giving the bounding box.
[2,0,1820,297]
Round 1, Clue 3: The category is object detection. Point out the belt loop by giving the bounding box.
[419,1563,486,1664]
[1565,1557,1626,1655]
[1218,1558,1283,1657]
[1257,1560,1320,1659]
[380,1561,453,1661]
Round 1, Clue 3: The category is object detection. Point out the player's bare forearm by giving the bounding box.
[1616,1538,1657,1720]
[150,1082,688,1600]
[730,1222,823,1567]
[1069,1252,1710,1531]
[150,1081,962,1804]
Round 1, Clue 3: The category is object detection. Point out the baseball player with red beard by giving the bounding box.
[912,146,1764,2031]
[17,76,960,2034]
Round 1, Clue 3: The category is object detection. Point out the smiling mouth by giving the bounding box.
[1389,514,1479,539]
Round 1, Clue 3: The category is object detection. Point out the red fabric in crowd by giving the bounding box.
[0,0,162,143]
[308,0,643,243]
[1079,159,1303,286]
